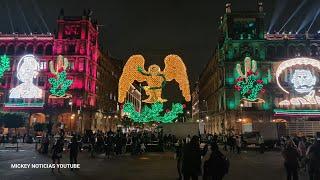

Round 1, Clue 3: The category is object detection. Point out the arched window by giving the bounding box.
[0,44,6,55]
[15,44,25,55]
[6,44,14,55]
[68,44,76,54]
[26,44,34,54]
[310,45,318,57]
[35,44,44,55]
[297,45,306,56]
[267,45,276,58]
[45,44,53,55]
[288,45,296,57]
[276,45,285,58]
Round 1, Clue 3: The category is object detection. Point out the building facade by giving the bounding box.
[199,2,320,137]
[0,11,106,133]
[94,52,122,132]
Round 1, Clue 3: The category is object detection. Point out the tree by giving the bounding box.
[3,113,26,128]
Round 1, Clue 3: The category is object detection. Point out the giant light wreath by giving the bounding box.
[118,54,191,123]
[277,57,320,106]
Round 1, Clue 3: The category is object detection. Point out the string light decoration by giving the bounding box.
[118,54,191,104]
[0,55,10,78]
[123,102,183,123]
[234,57,265,102]
[9,55,42,99]
[48,55,73,98]
[276,58,320,106]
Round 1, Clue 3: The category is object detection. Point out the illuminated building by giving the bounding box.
[199,2,320,136]
[191,82,200,122]
[0,11,103,133]
[95,52,122,132]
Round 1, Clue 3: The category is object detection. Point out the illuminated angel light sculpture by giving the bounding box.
[277,58,320,106]
[118,54,191,104]
[9,55,42,99]
[234,57,265,102]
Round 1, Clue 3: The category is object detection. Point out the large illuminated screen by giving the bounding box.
[276,57,320,106]
[9,54,43,99]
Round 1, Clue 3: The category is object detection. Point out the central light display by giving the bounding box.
[277,58,320,106]
[119,54,190,123]
[118,54,191,104]
[9,55,42,99]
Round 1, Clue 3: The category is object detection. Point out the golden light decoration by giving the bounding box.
[118,54,191,104]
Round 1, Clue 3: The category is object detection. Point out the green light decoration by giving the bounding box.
[48,71,73,97]
[234,57,265,102]
[0,55,10,78]
[123,102,183,123]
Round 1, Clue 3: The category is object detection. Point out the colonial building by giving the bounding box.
[199,2,320,137]
[191,82,200,122]
[94,52,122,132]
[0,11,108,133]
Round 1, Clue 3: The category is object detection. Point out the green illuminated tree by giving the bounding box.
[123,102,183,123]
[48,71,73,97]
[0,55,10,78]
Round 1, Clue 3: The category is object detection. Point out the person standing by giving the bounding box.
[282,140,300,180]
[307,133,320,180]
[222,134,228,151]
[176,139,184,180]
[203,143,229,180]
[236,136,242,154]
[68,136,80,171]
[258,135,265,154]
[182,136,201,180]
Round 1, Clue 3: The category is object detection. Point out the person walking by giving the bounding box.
[51,137,64,172]
[282,140,300,180]
[68,136,80,171]
[203,143,229,180]
[182,136,201,180]
[306,133,320,180]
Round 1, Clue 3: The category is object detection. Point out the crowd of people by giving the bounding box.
[281,133,320,180]
[3,129,320,180]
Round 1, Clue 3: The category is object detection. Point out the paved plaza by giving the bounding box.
[0,143,309,180]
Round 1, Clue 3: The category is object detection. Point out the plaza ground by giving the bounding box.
[0,143,309,180]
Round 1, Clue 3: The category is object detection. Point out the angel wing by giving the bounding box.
[163,54,191,102]
[118,55,147,103]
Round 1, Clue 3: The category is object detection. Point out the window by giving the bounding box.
[68,62,74,70]
[38,76,46,86]
[39,61,47,70]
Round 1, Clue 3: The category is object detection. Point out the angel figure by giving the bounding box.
[118,54,191,104]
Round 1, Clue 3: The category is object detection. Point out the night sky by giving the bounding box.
[0,0,319,101]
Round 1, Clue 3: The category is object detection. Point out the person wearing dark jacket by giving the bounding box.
[68,136,80,171]
[282,140,300,180]
[203,143,229,180]
[182,136,201,180]
[307,133,320,180]
[51,137,64,172]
